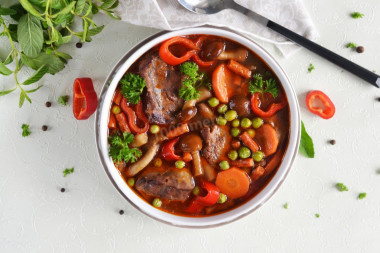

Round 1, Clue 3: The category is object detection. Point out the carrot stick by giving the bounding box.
[113,89,123,105]
[251,166,265,181]
[239,131,259,153]
[227,60,252,79]
[215,167,251,199]
[108,113,117,129]
[183,152,192,162]
[231,158,254,168]
[166,123,189,139]
[255,124,279,156]
[264,151,283,175]
[115,112,130,133]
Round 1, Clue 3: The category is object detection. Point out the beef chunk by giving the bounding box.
[136,169,195,201]
[201,125,230,166]
[139,51,183,124]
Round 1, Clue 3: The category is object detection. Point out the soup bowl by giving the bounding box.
[95,27,300,228]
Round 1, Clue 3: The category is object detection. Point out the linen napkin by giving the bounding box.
[114,0,318,56]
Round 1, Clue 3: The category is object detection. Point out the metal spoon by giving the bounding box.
[178,0,380,88]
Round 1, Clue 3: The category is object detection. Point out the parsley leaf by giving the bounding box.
[346,42,357,49]
[308,63,315,73]
[179,61,211,101]
[299,121,314,158]
[336,183,349,192]
[58,95,69,106]
[120,73,146,104]
[358,192,366,199]
[21,124,31,137]
[63,167,74,177]
[249,74,279,98]
[351,12,364,19]
[109,132,142,163]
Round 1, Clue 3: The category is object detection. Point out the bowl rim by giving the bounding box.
[95,26,301,228]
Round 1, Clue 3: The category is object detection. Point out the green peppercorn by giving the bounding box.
[218,193,227,203]
[238,146,251,159]
[231,127,241,137]
[241,118,252,128]
[217,104,228,114]
[175,160,185,169]
[252,117,264,129]
[219,160,230,170]
[208,97,220,107]
[152,198,162,208]
[252,151,264,162]
[216,116,227,126]
[228,150,238,161]
[150,125,160,134]
[225,110,238,121]
[231,119,240,127]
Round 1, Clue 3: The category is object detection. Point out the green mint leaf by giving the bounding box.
[336,183,349,192]
[0,7,17,16]
[58,95,69,106]
[120,73,146,104]
[21,53,64,74]
[0,88,17,96]
[22,64,48,85]
[19,0,44,18]
[307,63,315,73]
[17,14,44,58]
[346,42,357,49]
[25,85,42,94]
[21,123,31,137]
[358,192,366,199]
[10,4,27,21]
[63,167,74,177]
[299,121,315,158]
[19,91,26,107]
[351,12,364,19]
[100,0,117,10]
[54,51,72,60]
[51,1,76,18]
[75,0,86,14]
[0,61,13,75]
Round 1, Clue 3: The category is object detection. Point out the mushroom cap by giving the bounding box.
[179,133,203,152]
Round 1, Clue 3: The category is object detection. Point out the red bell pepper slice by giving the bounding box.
[113,89,123,105]
[251,92,287,118]
[159,36,199,66]
[185,180,220,214]
[161,137,181,161]
[306,90,335,119]
[115,112,130,133]
[191,36,217,67]
[73,78,98,120]
[120,98,149,134]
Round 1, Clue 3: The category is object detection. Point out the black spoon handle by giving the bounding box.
[266,21,380,88]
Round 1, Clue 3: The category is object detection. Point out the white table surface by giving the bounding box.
[1,1,380,252]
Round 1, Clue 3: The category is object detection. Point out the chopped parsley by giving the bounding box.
[346,42,357,49]
[63,167,74,177]
[315,213,320,218]
[249,74,278,98]
[307,63,315,73]
[109,132,142,163]
[336,183,349,192]
[351,12,364,19]
[120,73,146,104]
[179,61,211,100]
[58,95,69,106]
[283,203,288,209]
[21,124,31,137]
[358,192,366,199]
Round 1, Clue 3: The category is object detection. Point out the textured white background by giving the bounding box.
[1,0,380,252]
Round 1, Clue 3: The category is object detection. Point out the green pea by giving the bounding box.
[228,150,238,161]
[238,147,251,159]
[225,110,237,121]
[252,117,264,129]
[231,127,241,137]
[175,160,185,169]
[216,116,227,126]
[217,104,228,114]
[246,129,255,138]
[192,186,200,196]
[127,178,135,187]
[252,151,265,162]
[218,193,227,203]
[152,198,162,208]
[219,160,230,170]
[208,97,220,107]
[231,119,240,127]
[150,124,160,134]
[241,118,252,128]
[112,105,121,114]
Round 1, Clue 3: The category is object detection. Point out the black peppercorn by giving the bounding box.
[377,97,380,102]
[60,188,65,192]
[119,210,124,215]
[356,46,364,53]
[329,140,336,145]
[76,42,82,48]
[42,125,48,131]
[45,101,52,107]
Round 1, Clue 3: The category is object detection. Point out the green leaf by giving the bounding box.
[22,64,48,85]
[10,4,27,21]
[102,9,120,20]
[51,1,76,18]
[19,91,26,107]
[19,0,43,17]
[100,0,116,9]
[76,25,104,38]
[21,53,64,74]
[21,123,31,137]
[26,85,42,93]
[0,61,13,75]
[336,183,348,192]
[0,7,17,15]
[358,192,366,199]
[18,14,44,58]
[4,54,13,65]
[8,24,18,42]
[58,95,69,106]
[75,0,86,14]
[61,35,72,44]
[0,87,16,96]
[299,121,314,158]
[63,167,74,177]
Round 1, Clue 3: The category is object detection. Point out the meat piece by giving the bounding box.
[139,51,183,124]
[135,169,195,201]
[201,125,231,166]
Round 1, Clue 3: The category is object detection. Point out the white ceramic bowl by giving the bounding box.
[95,27,300,228]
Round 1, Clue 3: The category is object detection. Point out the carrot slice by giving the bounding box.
[212,63,232,103]
[239,131,259,153]
[254,124,279,156]
[251,166,265,181]
[215,167,251,199]
[231,158,254,168]
[227,60,252,79]
[166,124,189,139]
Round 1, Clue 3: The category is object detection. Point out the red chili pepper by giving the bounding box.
[108,113,117,129]
[120,98,149,134]
[185,180,220,214]
[159,36,199,66]
[251,92,287,118]
[73,78,98,120]
[191,36,217,67]
[161,137,181,161]
[306,90,335,119]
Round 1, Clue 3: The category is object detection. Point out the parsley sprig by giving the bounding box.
[179,61,211,100]
[336,183,349,192]
[21,123,31,137]
[249,74,278,98]
[109,132,142,163]
[308,63,315,73]
[58,95,69,106]
[63,167,74,177]
[346,42,357,49]
[120,73,146,104]
[351,12,364,19]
